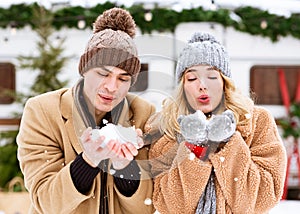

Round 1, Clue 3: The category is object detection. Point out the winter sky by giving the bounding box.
[1,0,300,17]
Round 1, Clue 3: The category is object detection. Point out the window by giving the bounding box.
[250,65,300,105]
[0,63,15,104]
[129,63,148,92]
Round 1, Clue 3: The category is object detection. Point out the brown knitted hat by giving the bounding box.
[78,8,141,84]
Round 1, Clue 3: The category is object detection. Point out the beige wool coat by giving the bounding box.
[17,87,156,214]
[149,106,287,214]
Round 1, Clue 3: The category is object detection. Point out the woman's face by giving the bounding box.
[83,66,131,114]
[183,64,224,113]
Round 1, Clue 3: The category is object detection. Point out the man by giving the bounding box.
[17,8,155,214]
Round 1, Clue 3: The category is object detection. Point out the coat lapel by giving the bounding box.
[116,98,132,127]
[60,88,85,154]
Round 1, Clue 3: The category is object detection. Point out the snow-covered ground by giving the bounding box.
[270,200,300,214]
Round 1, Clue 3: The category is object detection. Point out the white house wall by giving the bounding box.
[1,22,300,120]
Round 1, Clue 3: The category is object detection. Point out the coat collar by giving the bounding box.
[60,88,85,154]
[59,86,135,154]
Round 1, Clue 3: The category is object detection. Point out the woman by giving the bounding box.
[149,32,287,214]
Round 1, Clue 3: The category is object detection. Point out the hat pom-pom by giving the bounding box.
[93,7,136,38]
[188,32,219,44]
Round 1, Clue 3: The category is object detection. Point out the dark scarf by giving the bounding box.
[180,93,225,214]
[176,133,217,214]
[194,94,224,214]
[73,78,125,214]
[195,172,216,214]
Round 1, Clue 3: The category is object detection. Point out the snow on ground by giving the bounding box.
[270,200,300,214]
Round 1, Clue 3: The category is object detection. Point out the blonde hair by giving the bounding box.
[160,72,254,140]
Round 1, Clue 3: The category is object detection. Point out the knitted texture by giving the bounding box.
[176,32,231,81]
[78,8,140,83]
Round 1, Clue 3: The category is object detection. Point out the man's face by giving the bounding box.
[83,66,132,114]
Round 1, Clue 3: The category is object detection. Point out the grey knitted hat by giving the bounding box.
[78,8,140,84]
[176,32,231,82]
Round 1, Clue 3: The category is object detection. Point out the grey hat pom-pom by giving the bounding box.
[188,32,220,45]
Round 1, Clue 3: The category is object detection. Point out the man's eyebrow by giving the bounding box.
[102,66,131,76]
[120,73,131,76]
[101,66,112,72]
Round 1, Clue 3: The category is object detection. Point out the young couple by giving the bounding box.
[17,7,286,214]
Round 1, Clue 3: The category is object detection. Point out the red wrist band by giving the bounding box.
[185,142,208,159]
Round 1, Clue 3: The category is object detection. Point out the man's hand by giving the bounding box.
[111,128,144,170]
[81,127,144,169]
[81,127,124,167]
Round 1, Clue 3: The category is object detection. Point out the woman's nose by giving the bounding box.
[198,79,207,91]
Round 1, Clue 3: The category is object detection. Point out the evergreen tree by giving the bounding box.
[18,5,69,97]
[0,5,69,190]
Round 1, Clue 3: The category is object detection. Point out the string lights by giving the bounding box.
[260,20,268,29]
[0,3,300,42]
[144,10,153,22]
[210,0,217,11]
[9,21,17,36]
[77,17,86,29]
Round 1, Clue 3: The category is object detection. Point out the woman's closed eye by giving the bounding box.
[187,77,197,81]
[187,76,217,81]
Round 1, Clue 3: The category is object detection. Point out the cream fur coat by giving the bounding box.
[150,106,287,214]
